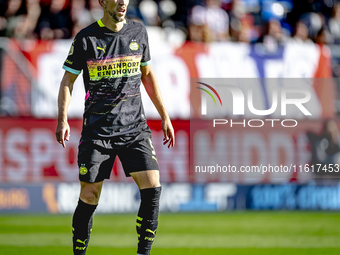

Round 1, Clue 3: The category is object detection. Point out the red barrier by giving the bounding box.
[1,117,336,183]
[0,118,190,183]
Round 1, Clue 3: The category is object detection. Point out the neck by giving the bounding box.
[101,13,125,32]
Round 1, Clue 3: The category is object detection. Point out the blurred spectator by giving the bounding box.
[257,18,288,51]
[265,18,286,42]
[171,0,201,28]
[188,0,229,42]
[307,119,340,180]
[5,0,24,17]
[329,2,340,43]
[71,0,92,36]
[220,0,233,11]
[230,0,246,20]
[139,0,160,26]
[2,0,24,37]
[158,0,177,22]
[229,0,248,41]
[304,12,323,38]
[0,0,6,36]
[6,14,27,38]
[230,0,264,43]
[315,26,328,44]
[22,0,41,38]
[0,0,338,44]
[292,20,314,44]
[230,14,257,43]
[6,0,42,39]
[291,12,333,44]
[5,0,42,39]
[36,0,73,39]
[188,5,212,42]
[205,0,229,41]
[88,0,104,22]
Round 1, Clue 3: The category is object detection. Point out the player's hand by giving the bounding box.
[161,117,175,148]
[55,121,70,148]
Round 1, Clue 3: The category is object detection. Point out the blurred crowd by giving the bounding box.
[0,0,340,45]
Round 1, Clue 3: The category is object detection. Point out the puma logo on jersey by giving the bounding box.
[97,45,106,53]
[146,229,156,235]
[76,239,87,245]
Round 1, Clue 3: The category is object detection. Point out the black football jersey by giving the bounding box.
[63,19,151,138]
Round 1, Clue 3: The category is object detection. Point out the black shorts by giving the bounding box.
[77,131,159,183]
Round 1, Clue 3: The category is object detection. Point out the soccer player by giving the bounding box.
[55,0,175,254]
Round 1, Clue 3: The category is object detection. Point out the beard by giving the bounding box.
[108,9,125,22]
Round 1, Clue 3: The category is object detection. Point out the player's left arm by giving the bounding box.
[141,64,175,148]
[56,71,78,148]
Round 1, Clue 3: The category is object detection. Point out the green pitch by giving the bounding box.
[0,211,340,255]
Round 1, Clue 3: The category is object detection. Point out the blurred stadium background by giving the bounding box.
[1,0,340,254]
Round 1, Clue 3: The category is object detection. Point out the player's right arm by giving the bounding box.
[56,71,78,148]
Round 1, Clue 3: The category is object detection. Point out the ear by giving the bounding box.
[99,0,106,7]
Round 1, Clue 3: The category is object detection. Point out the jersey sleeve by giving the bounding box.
[140,27,151,66]
[62,34,84,75]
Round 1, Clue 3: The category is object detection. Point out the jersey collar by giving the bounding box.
[97,19,127,28]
